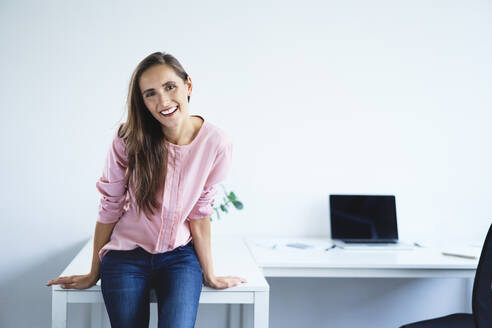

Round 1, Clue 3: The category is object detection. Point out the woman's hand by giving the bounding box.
[204,275,247,289]
[46,273,99,290]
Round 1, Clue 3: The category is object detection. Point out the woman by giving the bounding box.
[46,52,246,328]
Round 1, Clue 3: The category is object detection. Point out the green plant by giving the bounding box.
[211,184,244,221]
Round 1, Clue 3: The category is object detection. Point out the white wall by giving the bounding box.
[1,0,490,327]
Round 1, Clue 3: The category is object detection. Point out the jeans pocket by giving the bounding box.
[101,249,140,271]
[101,250,115,268]
[178,244,202,272]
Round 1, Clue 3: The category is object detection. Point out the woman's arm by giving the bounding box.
[46,221,116,289]
[189,217,247,289]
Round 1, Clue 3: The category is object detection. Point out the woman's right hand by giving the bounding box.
[46,273,99,290]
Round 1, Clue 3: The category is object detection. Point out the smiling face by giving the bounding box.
[139,64,192,131]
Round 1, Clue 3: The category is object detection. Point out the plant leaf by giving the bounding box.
[228,191,237,201]
[232,200,243,210]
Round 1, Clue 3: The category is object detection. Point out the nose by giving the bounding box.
[156,92,170,107]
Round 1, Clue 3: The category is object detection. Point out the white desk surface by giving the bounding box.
[245,237,479,278]
[54,236,268,293]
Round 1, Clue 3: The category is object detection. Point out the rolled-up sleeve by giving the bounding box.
[188,140,233,220]
[96,127,129,224]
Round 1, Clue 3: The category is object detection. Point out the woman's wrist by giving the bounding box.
[204,273,216,285]
[89,271,100,282]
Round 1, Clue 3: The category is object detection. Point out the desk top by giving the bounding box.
[54,236,268,292]
[245,237,479,278]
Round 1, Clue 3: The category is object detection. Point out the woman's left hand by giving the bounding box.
[204,275,247,289]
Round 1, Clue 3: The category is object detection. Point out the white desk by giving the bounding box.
[51,236,269,328]
[244,237,479,327]
[245,237,479,278]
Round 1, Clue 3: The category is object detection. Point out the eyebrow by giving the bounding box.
[142,81,176,95]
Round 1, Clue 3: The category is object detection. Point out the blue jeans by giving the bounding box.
[100,241,203,328]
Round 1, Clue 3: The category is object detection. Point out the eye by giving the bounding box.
[144,91,155,98]
[166,84,176,91]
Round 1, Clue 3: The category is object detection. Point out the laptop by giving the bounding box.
[329,194,413,250]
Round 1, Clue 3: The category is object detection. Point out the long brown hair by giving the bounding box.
[118,52,190,219]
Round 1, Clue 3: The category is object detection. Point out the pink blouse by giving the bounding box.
[95,116,232,262]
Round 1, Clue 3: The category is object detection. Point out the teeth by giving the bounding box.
[160,106,177,115]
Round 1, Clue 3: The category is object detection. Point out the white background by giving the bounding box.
[0,0,491,327]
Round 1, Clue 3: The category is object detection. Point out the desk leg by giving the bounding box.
[254,291,269,328]
[52,291,67,328]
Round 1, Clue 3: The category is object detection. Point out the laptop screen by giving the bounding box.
[330,195,398,242]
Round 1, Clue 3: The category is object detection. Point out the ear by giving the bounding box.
[186,76,193,97]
